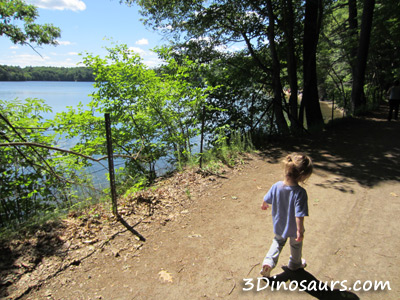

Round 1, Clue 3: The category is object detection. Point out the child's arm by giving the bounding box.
[261,201,269,210]
[295,217,305,242]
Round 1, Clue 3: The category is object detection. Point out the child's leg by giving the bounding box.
[262,235,287,269]
[287,237,305,270]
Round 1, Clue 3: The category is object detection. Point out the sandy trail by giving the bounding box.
[16,108,400,300]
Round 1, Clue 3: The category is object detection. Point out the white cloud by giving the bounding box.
[57,40,73,46]
[0,53,50,66]
[135,38,149,45]
[28,0,86,12]
[128,47,146,55]
[10,46,19,50]
[0,52,82,67]
[156,25,173,31]
[68,52,79,56]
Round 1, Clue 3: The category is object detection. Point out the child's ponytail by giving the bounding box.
[284,153,313,184]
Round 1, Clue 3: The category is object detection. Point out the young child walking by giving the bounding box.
[260,153,313,277]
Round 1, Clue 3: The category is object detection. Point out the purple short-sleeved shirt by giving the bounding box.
[264,181,308,238]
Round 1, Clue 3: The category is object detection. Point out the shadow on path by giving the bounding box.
[0,221,65,298]
[265,266,360,300]
[260,106,400,189]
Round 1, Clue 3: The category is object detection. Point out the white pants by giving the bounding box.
[262,234,303,270]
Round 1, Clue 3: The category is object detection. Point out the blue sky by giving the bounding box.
[0,0,167,67]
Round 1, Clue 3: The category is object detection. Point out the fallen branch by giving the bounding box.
[247,262,260,276]
[227,271,236,296]
[0,142,142,162]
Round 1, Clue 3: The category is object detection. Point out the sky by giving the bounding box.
[0,0,167,68]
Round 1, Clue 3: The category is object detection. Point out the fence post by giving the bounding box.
[104,113,118,217]
[199,105,205,168]
[104,113,146,241]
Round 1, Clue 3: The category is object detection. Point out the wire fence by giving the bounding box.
[0,112,124,229]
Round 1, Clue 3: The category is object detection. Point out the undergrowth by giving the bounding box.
[0,130,255,241]
[202,129,255,170]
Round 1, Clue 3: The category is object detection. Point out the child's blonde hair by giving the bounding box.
[283,153,313,184]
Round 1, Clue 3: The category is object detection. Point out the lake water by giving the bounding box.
[0,81,175,188]
[0,81,111,189]
[0,81,96,119]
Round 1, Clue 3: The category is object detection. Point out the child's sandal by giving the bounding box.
[260,264,272,277]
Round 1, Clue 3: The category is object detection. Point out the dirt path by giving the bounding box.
[5,107,400,300]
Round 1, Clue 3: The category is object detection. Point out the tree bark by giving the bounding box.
[351,0,376,114]
[302,0,324,130]
[348,0,358,74]
[266,0,290,135]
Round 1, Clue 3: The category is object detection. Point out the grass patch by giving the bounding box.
[199,129,255,173]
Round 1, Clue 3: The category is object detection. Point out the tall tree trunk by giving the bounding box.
[347,0,358,114]
[302,0,324,130]
[351,0,376,114]
[282,0,300,133]
[265,0,289,135]
[348,0,358,76]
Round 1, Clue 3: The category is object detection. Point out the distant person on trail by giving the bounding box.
[387,80,400,121]
[260,153,313,278]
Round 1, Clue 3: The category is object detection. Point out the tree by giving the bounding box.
[125,0,327,134]
[0,65,94,81]
[0,98,78,227]
[368,1,400,92]
[302,0,324,129]
[317,0,397,114]
[0,44,214,228]
[351,0,376,114]
[57,44,213,185]
[348,0,358,79]
[0,0,61,50]
[253,0,289,135]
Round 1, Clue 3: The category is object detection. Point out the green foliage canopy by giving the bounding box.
[0,0,60,47]
[52,44,214,192]
[124,0,326,132]
[125,0,400,125]
[0,44,216,229]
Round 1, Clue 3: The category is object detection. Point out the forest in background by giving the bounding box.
[0,65,94,81]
